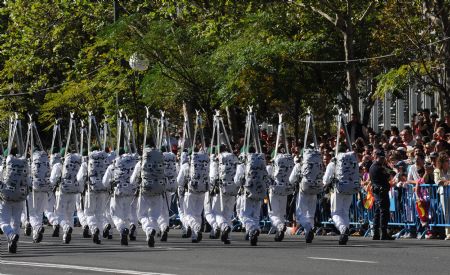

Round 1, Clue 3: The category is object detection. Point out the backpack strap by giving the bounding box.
[335,110,352,156]
[8,113,25,157]
[50,119,63,155]
[303,109,318,151]
[275,113,290,156]
[243,106,262,154]
[191,110,206,155]
[65,112,79,157]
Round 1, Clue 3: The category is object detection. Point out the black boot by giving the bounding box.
[147,229,156,247]
[221,226,231,244]
[82,225,91,238]
[305,230,314,243]
[338,228,349,245]
[120,228,129,246]
[372,228,380,240]
[160,227,169,242]
[25,222,32,236]
[63,227,73,244]
[192,231,203,243]
[129,224,137,241]
[181,226,188,238]
[250,230,259,246]
[8,234,19,253]
[381,229,395,240]
[33,226,45,243]
[52,224,60,237]
[274,230,285,242]
[93,228,101,244]
[103,223,111,238]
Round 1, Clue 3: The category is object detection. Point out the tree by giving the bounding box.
[293,0,378,120]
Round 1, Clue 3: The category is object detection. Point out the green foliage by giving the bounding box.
[5,0,448,143]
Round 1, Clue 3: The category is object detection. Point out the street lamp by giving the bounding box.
[129,52,149,71]
[128,52,149,149]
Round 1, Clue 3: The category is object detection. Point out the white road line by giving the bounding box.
[0,260,176,275]
[307,257,378,264]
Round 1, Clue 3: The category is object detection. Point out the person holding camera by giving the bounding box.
[369,150,395,240]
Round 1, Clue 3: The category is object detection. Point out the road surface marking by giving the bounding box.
[308,257,377,264]
[0,260,176,275]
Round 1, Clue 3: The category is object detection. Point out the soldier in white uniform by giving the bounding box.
[51,147,83,244]
[161,148,178,241]
[103,148,138,245]
[289,149,323,243]
[28,149,52,243]
[323,144,359,245]
[236,147,270,246]
[0,147,30,253]
[77,146,109,244]
[178,148,209,243]
[269,151,294,242]
[177,151,191,238]
[204,152,220,239]
[215,145,239,244]
[48,148,63,237]
[132,147,167,247]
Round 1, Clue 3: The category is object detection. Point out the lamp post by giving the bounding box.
[129,52,149,149]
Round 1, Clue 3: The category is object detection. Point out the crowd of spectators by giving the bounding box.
[169,109,450,239]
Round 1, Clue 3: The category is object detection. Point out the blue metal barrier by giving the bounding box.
[318,185,450,238]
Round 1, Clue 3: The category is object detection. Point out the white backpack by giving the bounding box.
[299,149,324,194]
[218,152,238,195]
[334,152,360,195]
[188,152,209,193]
[271,154,295,196]
[141,148,165,195]
[113,153,137,196]
[31,151,51,192]
[163,152,177,192]
[0,155,29,202]
[88,150,109,192]
[244,153,269,200]
[60,153,83,193]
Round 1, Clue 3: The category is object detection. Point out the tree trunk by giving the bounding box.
[343,29,359,119]
[293,99,300,143]
[226,105,239,144]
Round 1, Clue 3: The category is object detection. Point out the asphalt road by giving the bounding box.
[1,227,449,275]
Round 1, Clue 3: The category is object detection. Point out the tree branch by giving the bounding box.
[357,1,374,23]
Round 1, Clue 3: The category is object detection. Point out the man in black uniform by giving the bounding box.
[369,150,395,240]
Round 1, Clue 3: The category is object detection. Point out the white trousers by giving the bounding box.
[110,195,137,233]
[236,194,245,222]
[330,192,353,234]
[268,191,287,231]
[241,198,262,232]
[75,193,87,227]
[184,192,205,234]
[44,192,58,226]
[85,191,110,233]
[177,194,187,227]
[215,194,236,231]
[0,200,24,239]
[55,192,77,232]
[29,192,52,230]
[137,193,169,236]
[204,192,219,230]
[296,192,317,232]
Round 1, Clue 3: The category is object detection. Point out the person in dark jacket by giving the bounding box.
[346,113,365,143]
[369,150,395,240]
